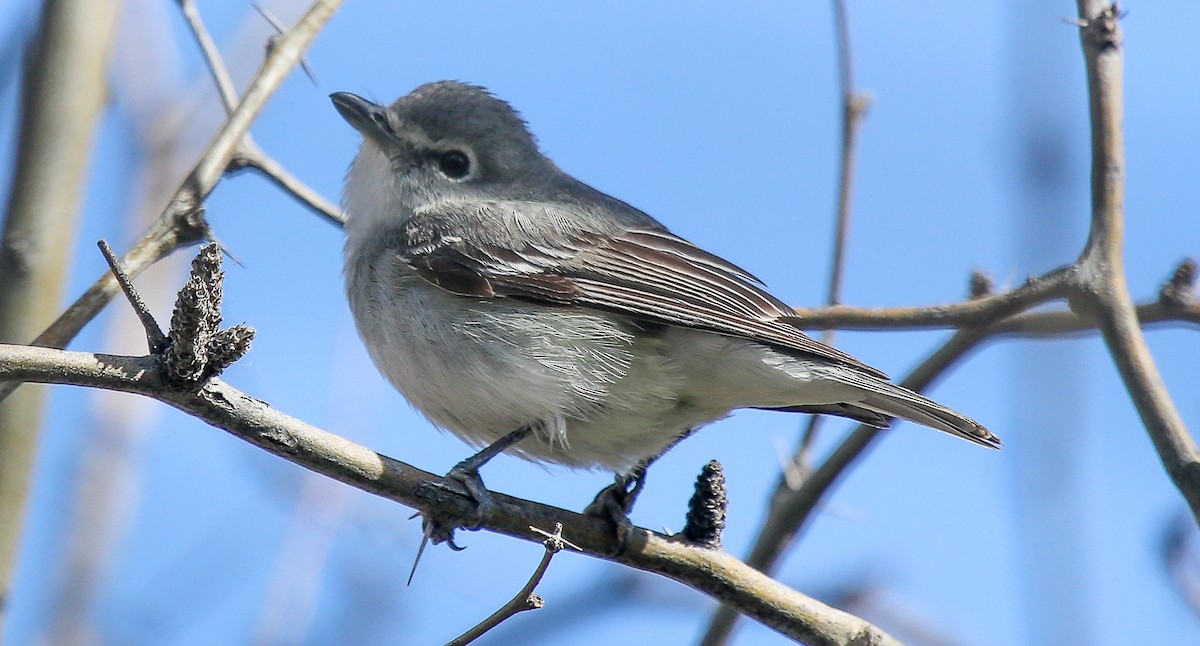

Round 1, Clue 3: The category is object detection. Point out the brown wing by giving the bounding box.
[397,205,888,379]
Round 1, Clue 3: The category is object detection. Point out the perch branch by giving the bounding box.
[0,343,899,646]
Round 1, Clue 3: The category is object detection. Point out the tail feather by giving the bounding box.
[819,368,1001,449]
[757,403,891,429]
[856,386,1000,449]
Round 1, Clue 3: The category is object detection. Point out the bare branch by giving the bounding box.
[784,272,1200,337]
[796,0,873,464]
[702,328,989,644]
[0,343,899,645]
[0,0,344,405]
[704,6,875,641]
[252,2,318,85]
[825,0,871,312]
[788,266,1072,330]
[96,240,168,353]
[446,522,578,645]
[992,295,1200,337]
[177,1,344,226]
[1070,1,1200,522]
[237,140,345,226]
[176,0,238,114]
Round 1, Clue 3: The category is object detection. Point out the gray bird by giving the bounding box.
[331,81,999,505]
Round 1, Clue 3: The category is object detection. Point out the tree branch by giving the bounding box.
[787,266,1071,330]
[176,0,344,226]
[702,327,991,644]
[446,522,577,645]
[0,342,899,645]
[1069,1,1200,522]
[0,0,344,405]
[795,0,873,466]
[783,269,1199,336]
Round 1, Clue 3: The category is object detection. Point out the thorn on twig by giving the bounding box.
[445,523,572,646]
[162,243,254,387]
[1160,258,1197,308]
[531,522,583,554]
[171,203,213,248]
[98,240,169,353]
[252,3,318,85]
[680,460,727,549]
[968,270,994,300]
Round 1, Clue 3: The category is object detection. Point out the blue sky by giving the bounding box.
[3,1,1199,644]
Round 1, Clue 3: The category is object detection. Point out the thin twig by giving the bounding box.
[96,240,167,353]
[786,268,1071,330]
[796,0,872,463]
[176,0,237,114]
[252,2,318,84]
[722,251,1197,610]
[178,1,342,226]
[991,295,1200,337]
[238,140,345,226]
[704,3,872,633]
[787,270,1200,336]
[701,329,992,645]
[447,523,578,645]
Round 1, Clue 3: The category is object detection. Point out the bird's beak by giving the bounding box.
[330,92,390,143]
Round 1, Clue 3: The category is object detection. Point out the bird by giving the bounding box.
[330,81,999,514]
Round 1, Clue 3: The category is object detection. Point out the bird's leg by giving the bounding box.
[421,426,534,550]
[445,425,534,522]
[585,463,649,526]
[584,429,697,540]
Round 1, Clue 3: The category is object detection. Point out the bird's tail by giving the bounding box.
[835,372,1001,449]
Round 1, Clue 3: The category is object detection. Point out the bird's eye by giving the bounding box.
[437,150,471,179]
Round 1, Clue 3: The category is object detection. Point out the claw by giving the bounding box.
[585,467,648,546]
[407,426,535,581]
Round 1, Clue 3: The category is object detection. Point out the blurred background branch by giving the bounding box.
[0,0,343,405]
[0,0,120,625]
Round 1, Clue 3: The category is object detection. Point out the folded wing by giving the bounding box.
[395,201,889,379]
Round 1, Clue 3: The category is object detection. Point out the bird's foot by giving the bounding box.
[408,427,534,583]
[584,466,647,546]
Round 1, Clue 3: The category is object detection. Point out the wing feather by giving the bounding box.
[396,203,888,378]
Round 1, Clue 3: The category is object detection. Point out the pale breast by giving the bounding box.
[346,244,645,454]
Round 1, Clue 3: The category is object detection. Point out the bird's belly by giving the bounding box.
[350,266,702,470]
